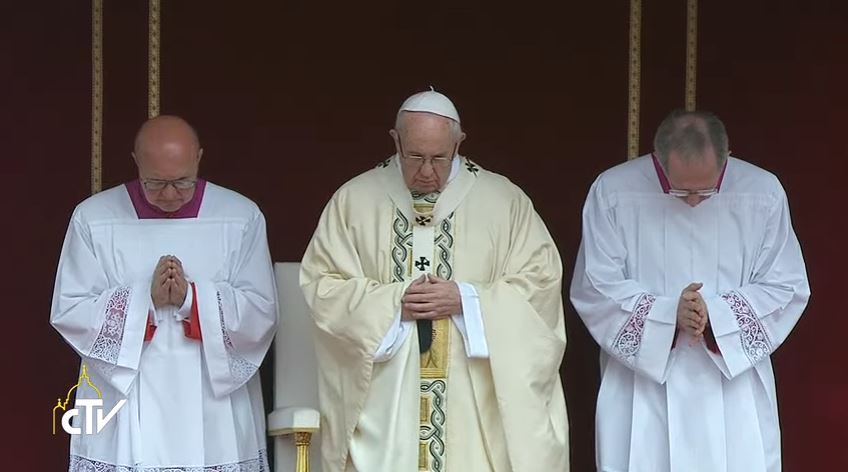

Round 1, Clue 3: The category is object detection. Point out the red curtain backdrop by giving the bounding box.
[3,1,845,470]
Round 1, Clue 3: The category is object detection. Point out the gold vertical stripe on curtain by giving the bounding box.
[627,0,642,159]
[685,0,698,111]
[148,0,161,118]
[91,0,103,194]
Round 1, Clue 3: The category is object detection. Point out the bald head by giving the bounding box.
[134,115,200,159]
[133,115,203,211]
[654,110,728,207]
[653,109,729,169]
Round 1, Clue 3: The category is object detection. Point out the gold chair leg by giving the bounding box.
[294,431,312,472]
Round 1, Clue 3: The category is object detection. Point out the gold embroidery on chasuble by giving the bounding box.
[392,190,455,472]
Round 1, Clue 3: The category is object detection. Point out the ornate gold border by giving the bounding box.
[148,0,161,118]
[91,0,103,194]
[685,0,698,111]
[627,0,642,159]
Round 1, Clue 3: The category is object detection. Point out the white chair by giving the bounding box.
[267,262,322,472]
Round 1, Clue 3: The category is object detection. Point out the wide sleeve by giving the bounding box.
[570,178,679,384]
[194,209,278,397]
[473,190,569,472]
[300,193,410,361]
[50,210,150,394]
[704,186,810,378]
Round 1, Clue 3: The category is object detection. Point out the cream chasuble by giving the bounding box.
[301,155,570,472]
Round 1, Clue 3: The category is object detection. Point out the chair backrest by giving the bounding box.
[272,262,322,471]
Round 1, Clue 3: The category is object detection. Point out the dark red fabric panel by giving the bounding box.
[698,2,848,469]
[7,0,846,469]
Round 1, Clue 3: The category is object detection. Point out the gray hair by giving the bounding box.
[394,111,463,140]
[653,109,729,169]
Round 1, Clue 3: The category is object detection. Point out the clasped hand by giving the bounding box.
[151,255,188,309]
[676,282,709,344]
[401,274,462,321]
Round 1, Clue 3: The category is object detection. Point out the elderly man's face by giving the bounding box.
[392,112,463,194]
[666,147,722,207]
[133,118,202,212]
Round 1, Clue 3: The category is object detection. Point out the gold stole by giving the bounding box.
[411,192,453,472]
[380,154,478,472]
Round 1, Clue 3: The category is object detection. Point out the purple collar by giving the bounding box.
[651,154,726,194]
[125,179,206,219]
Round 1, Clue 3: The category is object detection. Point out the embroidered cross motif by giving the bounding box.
[465,161,479,174]
[415,257,431,271]
[415,215,433,226]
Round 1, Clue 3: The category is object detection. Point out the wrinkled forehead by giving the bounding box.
[398,114,459,150]
[134,136,201,180]
[136,138,199,160]
[398,110,455,129]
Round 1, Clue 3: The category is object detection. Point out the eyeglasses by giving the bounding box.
[398,140,457,170]
[142,178,197,191]
[401,155,454,169]
[668,188,718,198]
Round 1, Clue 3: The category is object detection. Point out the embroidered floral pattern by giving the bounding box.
[90,286,132,365]
[721,291,772,365]
[69,449,269,471]
[217,291,259,384]
[612,293,656,363]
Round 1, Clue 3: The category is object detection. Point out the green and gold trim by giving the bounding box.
[390,190,455,471]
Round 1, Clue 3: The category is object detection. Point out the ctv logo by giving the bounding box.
[52,364,126,435]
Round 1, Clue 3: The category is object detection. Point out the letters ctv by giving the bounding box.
[52,365,126,435]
